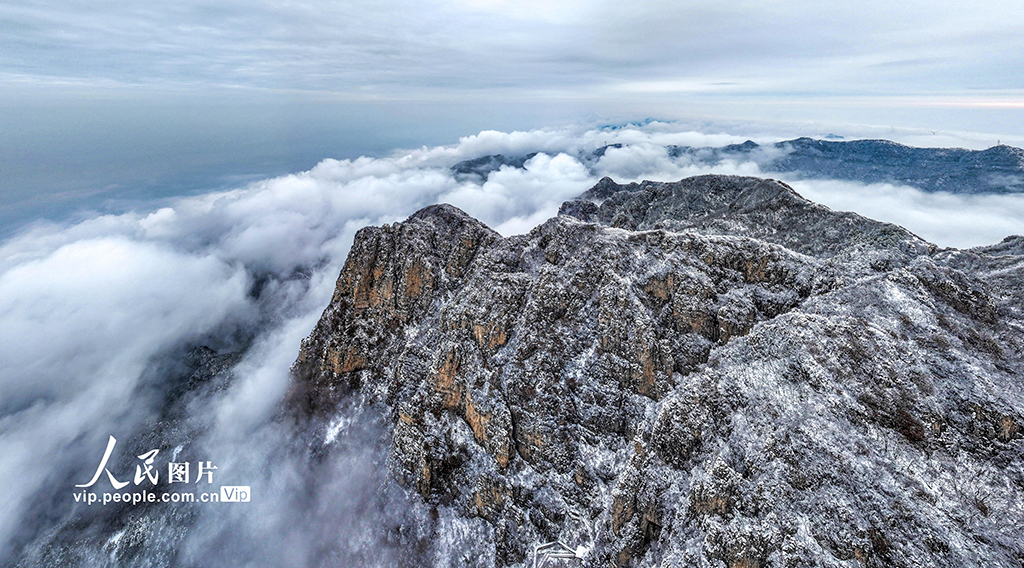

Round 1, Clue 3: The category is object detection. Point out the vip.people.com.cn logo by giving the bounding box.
[72,435,250,506]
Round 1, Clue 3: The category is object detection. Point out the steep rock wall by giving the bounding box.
[290,175,1024,567]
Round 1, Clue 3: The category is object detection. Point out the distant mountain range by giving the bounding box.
[454,138,1024,194]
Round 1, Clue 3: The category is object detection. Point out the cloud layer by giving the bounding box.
[1,121,1021,562]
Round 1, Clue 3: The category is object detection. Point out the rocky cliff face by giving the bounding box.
[290,175,1024,567]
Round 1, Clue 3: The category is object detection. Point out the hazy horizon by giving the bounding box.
[4,0,1024,238]
[3,110,1023,241]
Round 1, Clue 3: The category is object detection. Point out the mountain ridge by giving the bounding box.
[290,174,1024,567]
[452,138,1024,194]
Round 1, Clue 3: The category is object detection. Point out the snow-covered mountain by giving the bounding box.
[290,175,1024,567]
[9,149,1022,567]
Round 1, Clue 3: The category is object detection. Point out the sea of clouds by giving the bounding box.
[1,121,1022,565]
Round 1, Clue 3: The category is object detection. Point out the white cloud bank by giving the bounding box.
[0,121,1021,562]
[791,179,1024,249]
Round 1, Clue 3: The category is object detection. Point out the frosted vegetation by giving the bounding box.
[1,123,1021,566]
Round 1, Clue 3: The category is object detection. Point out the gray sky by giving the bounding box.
[3,0,1023,117]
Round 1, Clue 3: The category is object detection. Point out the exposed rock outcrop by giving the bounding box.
[290,175,1024,567]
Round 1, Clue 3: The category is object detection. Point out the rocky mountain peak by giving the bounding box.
[289,174,1024,567]
[564,175,932,262]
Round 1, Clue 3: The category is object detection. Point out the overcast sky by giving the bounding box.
[4,1,1023,116]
